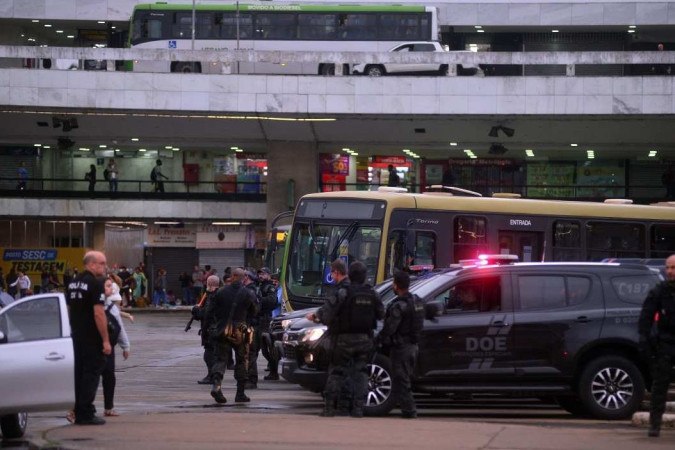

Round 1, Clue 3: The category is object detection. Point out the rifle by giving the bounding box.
[184,292,208,332]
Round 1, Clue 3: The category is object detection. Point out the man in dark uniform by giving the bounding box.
[67,250,111,425]
[638,254,675,437]
[377,270,425,419]
[255,267,281,381]
[195,275,220,384]
[205,268,258,404]
[243,270,262,389]
[307,259,384,418]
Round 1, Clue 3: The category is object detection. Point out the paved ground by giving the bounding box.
[2,310,674,449]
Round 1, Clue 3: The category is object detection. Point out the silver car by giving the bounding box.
[0,293,74,439]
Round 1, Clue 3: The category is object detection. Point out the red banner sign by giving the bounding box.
[320,153,350,175]
[372,155,408,165]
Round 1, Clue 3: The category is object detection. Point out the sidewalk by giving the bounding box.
[34,411,675,450]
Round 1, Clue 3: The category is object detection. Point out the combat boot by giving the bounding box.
[648,421,660,438]
[235,382,250,403]
[320,395,336,417]
[210,381,227,404]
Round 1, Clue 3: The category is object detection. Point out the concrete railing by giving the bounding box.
[1,45,674,75]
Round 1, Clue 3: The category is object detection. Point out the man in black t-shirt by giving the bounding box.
[67,250,111,425]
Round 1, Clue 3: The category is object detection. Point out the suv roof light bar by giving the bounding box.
[604,199,633,204]
[458,254,519,266]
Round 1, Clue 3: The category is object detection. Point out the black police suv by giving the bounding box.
[280,262,664,419]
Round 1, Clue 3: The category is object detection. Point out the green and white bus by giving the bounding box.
[128,2,439,74]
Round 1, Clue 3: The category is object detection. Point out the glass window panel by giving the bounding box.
[298,14,336,40]
[454,216,487,262]
[441,276,502,314]
[337,14,377,40]
[1,297,61,343]
[610,275,659,305]
[651,224,675,257]
[586,222,645,260]
[215,12,253,39]
[172,12,193,39]
[566,276,591,305]
[256,13,297,39]
[385,230,407,277]
[414,232,436,267]
[518,276,566,310]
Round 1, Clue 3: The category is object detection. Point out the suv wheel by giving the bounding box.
[365,65,385,77]
[578,356,645,420]
[1,412,28,439]
[364,353,395,416]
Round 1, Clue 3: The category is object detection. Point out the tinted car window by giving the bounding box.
[518,276,566,309]
[435,276,502,314]
[611,275,658,305]
[567,276,592,305]
[0,297,61,343]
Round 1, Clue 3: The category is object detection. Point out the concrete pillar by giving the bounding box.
[266,141,318,228]
[92,222,106,252]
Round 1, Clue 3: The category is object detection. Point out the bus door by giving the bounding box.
[498,231,544,263]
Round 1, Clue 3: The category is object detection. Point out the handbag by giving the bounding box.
[106,304,121,346]
[222,300,247,346]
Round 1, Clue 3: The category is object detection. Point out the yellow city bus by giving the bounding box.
[280,188,675,311]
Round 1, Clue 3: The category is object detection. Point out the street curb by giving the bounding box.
[121,306,191,314]
[631,408,675,427]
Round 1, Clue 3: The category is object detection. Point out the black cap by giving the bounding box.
[258,267,271,275]
[245,270,258,282]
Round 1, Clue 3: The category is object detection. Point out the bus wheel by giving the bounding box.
[319,64,335,75]
[173,62,201,73]
[365,65,385,77]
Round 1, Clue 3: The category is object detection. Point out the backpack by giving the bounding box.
[103,168,110,181]
[150,167,157,182]
[106,304,121,346]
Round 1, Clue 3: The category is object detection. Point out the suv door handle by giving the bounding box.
[575,316,592,323]
[492,320,509,327]
[45,352,65,361]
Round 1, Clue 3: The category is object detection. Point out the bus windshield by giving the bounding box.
[287,222,381,299]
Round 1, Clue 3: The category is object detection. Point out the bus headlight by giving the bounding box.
[300,327,326,343]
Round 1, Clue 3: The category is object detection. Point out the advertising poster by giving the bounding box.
[576,162,626,198]
[526,162,575,198]
[0,247,87,288]
[196,225,248,249]
[319,153,349,175]
[145,226,197,247]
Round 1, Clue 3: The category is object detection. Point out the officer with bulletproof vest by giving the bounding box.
[256,267,281,381]
[638,254,675,438]
[205,268,258,404]
[194,275,221,385]
[377,270,425,419]
[307,259,384,418]
[243,269,264,389]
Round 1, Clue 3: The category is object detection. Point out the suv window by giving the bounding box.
[0,297,62,343]
[610,275,658,305]
[412,43,436,52]
[516,275,592,310]
[435,276,502,314]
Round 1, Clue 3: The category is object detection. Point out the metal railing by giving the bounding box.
[0,177,267,201]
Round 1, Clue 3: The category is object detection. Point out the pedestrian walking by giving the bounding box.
[151,159,169,192]
[106,159,119,192]
[66,250,111,425]
[10,271,31,298]
[195,275,220,385]
[376,270,425,419]
[179,271,194,305]
[387,164,400,187]
[85,164,96,193]
[638,253,675,437]
[306,260,384,417]
[17,161,28,190]
[152,268,167,307]
[6,268,18,299]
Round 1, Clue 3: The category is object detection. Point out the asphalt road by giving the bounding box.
[2,311,673,449]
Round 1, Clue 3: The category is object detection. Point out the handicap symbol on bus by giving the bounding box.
[323,266,334,285]
[168,40,177,49]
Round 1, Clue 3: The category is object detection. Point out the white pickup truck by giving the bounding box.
[352,41,482,77]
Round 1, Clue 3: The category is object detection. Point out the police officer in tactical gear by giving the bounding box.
[205,268,258,404]
[195,275,221,384]
[256,267,281,381]
[638,254,675,437]
[377,270,425,419]
[243,270,263,389]
[307,259,384,418]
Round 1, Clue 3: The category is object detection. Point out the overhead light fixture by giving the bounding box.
[212,222,241,226]
[44,24,52,28]
[34,143,42,147]
[552,29,559,33]
[154,221,181,225]
[488,125,514,138]
[628,30,635,34]
[629,25,636,29]
[67,35,75,38]
[489,143,509,155]
[477,29,485,33]
[449,142,458,146]
[31,19,39,23]
[235,149,243,153]
[230,146,239,150]
[173,147,180,151]
[570,143,578,147]
[131,138,139,142]
[99,144,107,148]
[474,25,482,29]
[586,150,595,159]
[165,146,172,149]
[97,21,106,24]
[56,30,64,34]
[79,147,89,151]
[525,149,535,157]
[648,150,658,157]
[43,145,50,149]
[139,148,146,152]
